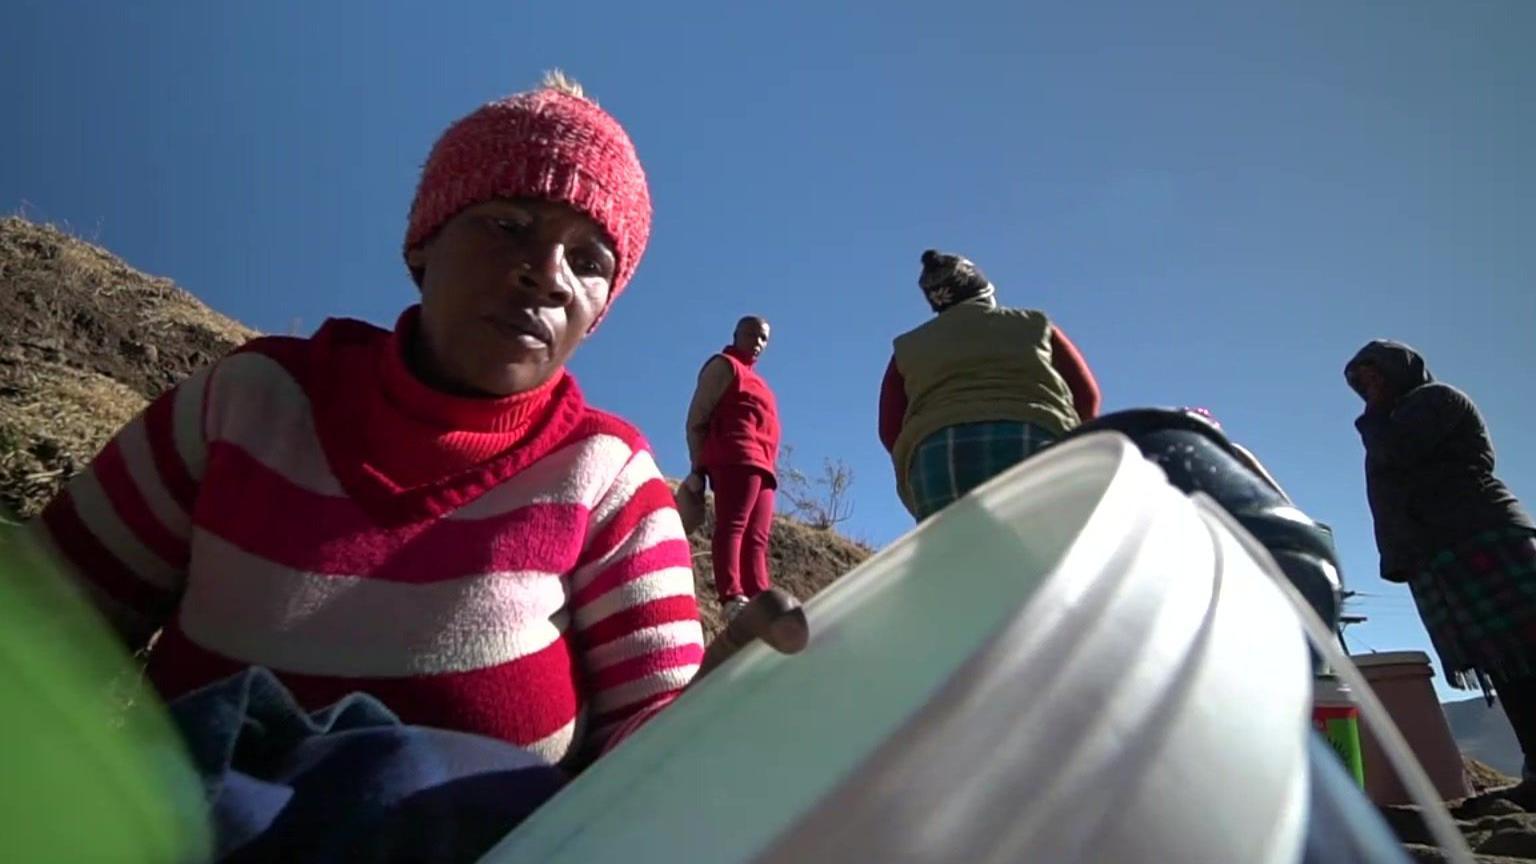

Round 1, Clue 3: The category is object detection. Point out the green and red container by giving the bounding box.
[1313,673,1365,787]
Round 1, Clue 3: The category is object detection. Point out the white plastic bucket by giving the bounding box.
[482,432,1313,864]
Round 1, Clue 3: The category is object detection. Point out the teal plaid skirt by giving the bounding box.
[908,422,1059,521]
[1410,526,1536,694]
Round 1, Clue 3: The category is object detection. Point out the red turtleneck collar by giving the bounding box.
[305,306,588,523]
[380,307,562,435]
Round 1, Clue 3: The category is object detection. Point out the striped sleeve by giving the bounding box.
[28,365,213,649]
[569,444,704,754]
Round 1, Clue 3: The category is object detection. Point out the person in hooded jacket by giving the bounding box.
[1346,339,1536,779]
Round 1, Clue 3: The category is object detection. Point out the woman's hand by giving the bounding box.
[692,588,808,683]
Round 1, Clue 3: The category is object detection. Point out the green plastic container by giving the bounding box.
[1313,673,1366,787]
[0,522,210,863]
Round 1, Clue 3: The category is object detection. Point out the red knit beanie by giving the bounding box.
[404,80,652,303]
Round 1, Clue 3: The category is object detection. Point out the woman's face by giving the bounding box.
[405,198,616,396]
[1348,363,1391,410]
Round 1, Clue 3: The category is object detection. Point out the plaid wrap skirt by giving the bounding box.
[1410,526,1536,694]
[908,421,1058,521]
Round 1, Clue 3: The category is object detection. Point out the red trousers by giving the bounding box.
[710,466,776,601]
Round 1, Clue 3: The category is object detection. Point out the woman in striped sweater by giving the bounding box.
[27,72,799,772]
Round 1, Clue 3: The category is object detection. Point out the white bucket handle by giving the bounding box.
[1191,493,1475,864]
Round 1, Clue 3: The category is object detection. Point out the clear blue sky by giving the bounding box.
[5,2,1533,698]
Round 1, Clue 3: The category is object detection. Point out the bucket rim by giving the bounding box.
[1348,650,1432,669]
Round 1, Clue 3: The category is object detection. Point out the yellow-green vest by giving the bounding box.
[891,300,1080,512]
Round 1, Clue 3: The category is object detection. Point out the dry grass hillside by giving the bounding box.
[0,217,870,632]
[0,217,255,519]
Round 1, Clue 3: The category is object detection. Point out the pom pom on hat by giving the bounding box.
[918,248,995,312]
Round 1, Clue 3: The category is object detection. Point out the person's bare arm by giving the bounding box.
[685,357,733,475]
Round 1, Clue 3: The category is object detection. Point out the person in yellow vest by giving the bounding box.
[879,250,1101,521]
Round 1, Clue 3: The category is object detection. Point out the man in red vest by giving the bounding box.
[685,316,781,620]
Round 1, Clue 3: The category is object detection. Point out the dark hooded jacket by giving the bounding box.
[1347,340,1533,579]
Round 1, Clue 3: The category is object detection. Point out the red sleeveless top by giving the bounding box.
[701,346,780,480]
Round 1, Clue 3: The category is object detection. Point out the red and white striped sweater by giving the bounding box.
[29,311,704,765]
